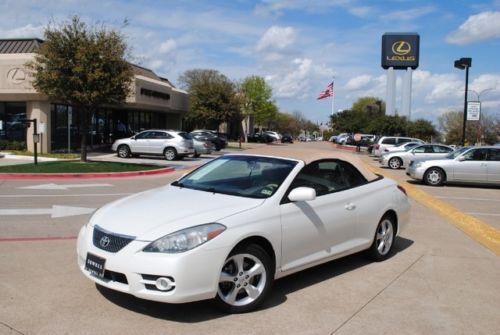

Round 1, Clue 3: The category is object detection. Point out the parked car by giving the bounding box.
[77,147,410,313]
[380,144,454,169]
[111,129,194,161]
[248,132,273,143]
[281,134,294,143]
[190,130,227,151]
[406,146,500,186]
[191,134,216,158]
[335,133,350,144]
[263,131,281,141]
[372,136,424,157]
[382,141,424,155]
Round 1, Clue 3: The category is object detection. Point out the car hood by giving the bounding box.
[89,185,265,240]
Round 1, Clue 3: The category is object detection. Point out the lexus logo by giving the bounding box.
[100,236,111,248]
[392,41,411,55]
[6,67,26,85]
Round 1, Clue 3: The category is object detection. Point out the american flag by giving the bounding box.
[317,82,334,100]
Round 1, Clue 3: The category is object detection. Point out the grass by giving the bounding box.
[0,160,162,173]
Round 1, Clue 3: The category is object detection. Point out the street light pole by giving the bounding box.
[454,57,472,147]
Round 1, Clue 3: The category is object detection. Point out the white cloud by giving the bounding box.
[348,6,374,18]
[256,26,296,51]
[382,6,435,21]
[345,75,372,91]
[3,24,43,38]
[159,38,177,54]
[266,58,314,98]
[447,11,500,45]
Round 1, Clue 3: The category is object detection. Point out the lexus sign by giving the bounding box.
[382,33,420,69]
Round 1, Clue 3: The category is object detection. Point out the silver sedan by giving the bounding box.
[406,146,500,186]
[380,144,454,169]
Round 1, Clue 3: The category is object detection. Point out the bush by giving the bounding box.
[0,140,27,151]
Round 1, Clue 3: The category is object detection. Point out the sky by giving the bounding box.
[1,0,500,126]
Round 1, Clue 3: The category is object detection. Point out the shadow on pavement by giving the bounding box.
[96,237,413,322]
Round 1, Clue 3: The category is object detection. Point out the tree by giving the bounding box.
[439,110,500,145]
[27,16,133,162]
[408,118,439,142]
[330,109,369,133]
[178,69,238,130]
[351,96,385,118]
[239,76,277,141]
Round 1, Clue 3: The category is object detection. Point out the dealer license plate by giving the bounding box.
[85,253,106,278]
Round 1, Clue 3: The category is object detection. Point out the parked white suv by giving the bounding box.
[112,129,194,161]
[373,136,424,157]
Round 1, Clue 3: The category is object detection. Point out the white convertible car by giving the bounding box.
[77,146,410,313]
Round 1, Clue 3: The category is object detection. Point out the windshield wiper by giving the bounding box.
[171,181,184,187]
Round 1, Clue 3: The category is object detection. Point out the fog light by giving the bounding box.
[155,277,173,291]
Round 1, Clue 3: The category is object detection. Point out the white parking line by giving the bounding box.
[436,196,500,202]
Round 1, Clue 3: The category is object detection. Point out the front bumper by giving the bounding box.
[406,164,425,181]
[76,225,227,304]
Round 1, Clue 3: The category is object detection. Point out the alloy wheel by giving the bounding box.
[389,157,402,169]
[218,253,267,307]
[375,219,394,256]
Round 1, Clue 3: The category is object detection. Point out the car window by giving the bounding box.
[382,138,396,145]
[176,155,297,199]
[433,145,452,153]
[177,132,191,140]
[463,148,488,161]
[487,148,500,161]
[135,131,153,139]
[289,159,367,197]
[413,145,427,153]
[398,138,412,144]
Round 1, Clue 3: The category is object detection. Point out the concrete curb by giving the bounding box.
[0,166,176,180]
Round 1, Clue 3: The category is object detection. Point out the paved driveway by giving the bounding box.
[0,142,499,334]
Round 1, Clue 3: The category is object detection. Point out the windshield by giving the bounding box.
[446,147,469,159]
[172,155,297,198]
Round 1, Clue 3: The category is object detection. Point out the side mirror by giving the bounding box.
[457,156,465,162]
[288,187,316,202]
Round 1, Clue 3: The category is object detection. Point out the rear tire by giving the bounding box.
[164,147,177,161]
[366,215,396,262]
[117,145,130,158]
[215,244,273,313]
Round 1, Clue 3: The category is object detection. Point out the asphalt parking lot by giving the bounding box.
[364,153,500,230]
[0,142,499,335]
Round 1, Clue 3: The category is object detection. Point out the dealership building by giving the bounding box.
[0,38,189,153]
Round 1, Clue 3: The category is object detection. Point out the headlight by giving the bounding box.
[143,223,226,253]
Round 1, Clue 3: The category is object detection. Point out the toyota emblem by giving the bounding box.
[100,236,111,248]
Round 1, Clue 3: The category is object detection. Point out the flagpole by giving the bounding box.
[331,77,335,117]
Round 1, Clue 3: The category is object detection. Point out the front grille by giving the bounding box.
[92,225,135,253]
[104,270,128,284]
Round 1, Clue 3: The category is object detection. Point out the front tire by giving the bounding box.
[215,244,273,313]
[424,167,444,186]
[388,157,402,169]
[367,215,396,262]
[117,145,130,158]
[164,147,177,161]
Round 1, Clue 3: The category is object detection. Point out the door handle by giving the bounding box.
[345,203,356,211]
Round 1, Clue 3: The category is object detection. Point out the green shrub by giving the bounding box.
[0,140,27,151]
